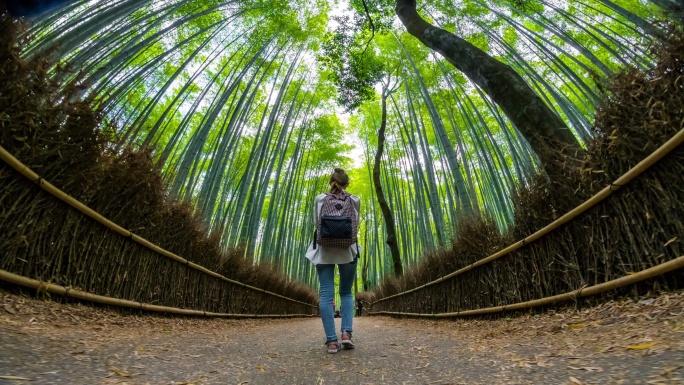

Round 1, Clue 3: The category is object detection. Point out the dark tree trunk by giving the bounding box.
[362,230,370,291]
[395,0,582,167]
[2,0,78,17]
[373,89,403,277]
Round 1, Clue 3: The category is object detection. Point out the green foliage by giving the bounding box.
[468,32,490,53]
[349,0,395,33]
[318,15,384,111]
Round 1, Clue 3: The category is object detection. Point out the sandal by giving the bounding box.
[341,332,355,349]
[326,340,339,354]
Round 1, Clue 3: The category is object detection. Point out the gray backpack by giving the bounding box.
[316,192,358,249]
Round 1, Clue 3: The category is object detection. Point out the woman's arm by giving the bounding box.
[313,195,319,225]
[313,193,325,225]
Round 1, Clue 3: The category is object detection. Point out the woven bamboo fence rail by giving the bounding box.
[0,269,312,318]
[370,128,684,314]
[0,145,317,316]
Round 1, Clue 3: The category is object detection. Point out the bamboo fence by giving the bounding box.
[0,145,317,316]
[370,128,684,314]
[370,255,684,317]
[0,269,312,318]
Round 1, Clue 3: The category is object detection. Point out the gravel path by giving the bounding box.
[1,292,683,384]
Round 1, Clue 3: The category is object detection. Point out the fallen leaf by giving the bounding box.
[0,376,31,380]
[674,323,684,332]
[569,323,587,330]
[569,376,583,384]
[660,365,683,375]
[109,367,131,377]
[568,366,604,372]
[627,342,657,350]
[255,365,265,372]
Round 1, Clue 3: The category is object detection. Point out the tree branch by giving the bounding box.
[360,0,376,55]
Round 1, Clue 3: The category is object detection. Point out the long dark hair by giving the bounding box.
[329,168,349,194]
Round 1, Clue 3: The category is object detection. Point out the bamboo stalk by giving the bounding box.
[0,145,316,308]
[0,269,316,318]
[369,255,684,317]
[372,128,684,305]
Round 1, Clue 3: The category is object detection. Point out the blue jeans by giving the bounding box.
[316,257,357,342]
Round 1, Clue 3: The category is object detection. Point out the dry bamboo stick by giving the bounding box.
[369,255,684,318]
[0,145,316,308]
[373,128,684,305]
[0,269,316,318]
[0,146,131,238]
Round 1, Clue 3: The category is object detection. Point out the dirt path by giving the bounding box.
[1,292,683,385]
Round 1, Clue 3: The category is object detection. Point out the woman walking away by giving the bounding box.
[305,168,360,354]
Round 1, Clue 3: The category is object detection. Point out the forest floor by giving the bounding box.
[0,291,683,385]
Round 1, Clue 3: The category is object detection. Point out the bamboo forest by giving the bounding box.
[3,0,681,291]
[1,0,683,382]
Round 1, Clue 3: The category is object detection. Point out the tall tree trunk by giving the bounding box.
[395,0,581,167]
[373,89,403,277]
[362,223,369,291]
